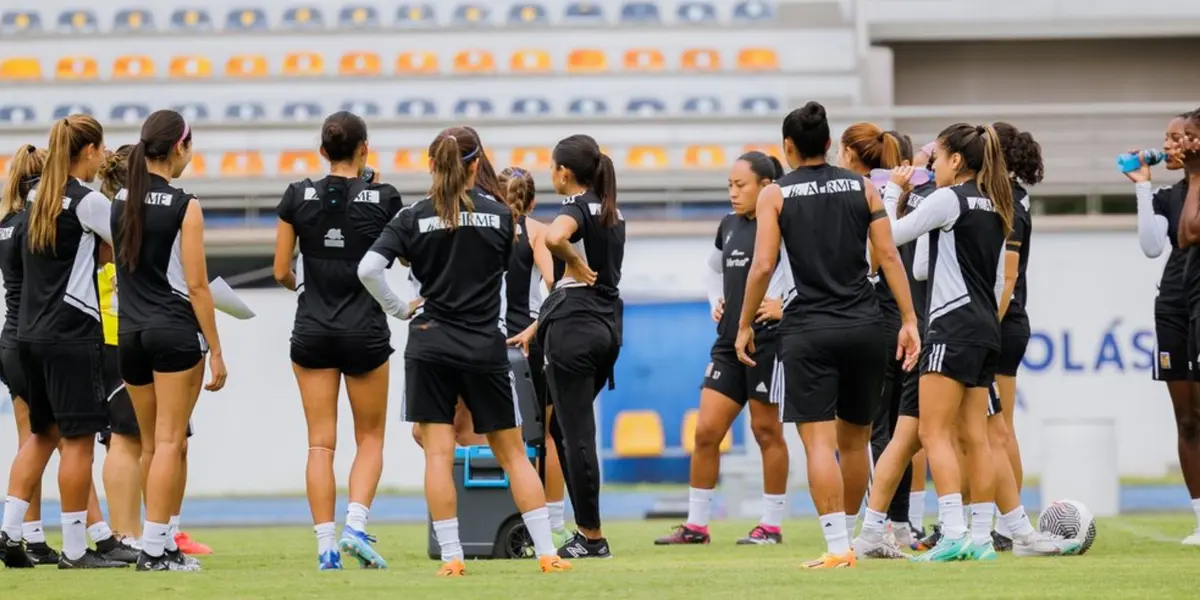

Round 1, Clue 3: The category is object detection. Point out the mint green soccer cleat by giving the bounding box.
[338,528,388,569]
[911,532,970,562]
[964,539,997,561]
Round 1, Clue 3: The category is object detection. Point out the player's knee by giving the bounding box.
[1178,415,1200,443]
[693,421,726,451]
[750,420,784,448]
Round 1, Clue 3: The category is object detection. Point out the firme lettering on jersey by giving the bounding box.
[145,192,173,207]
[353,190,380,204]
[418,212,502,233]
[780,178,862,198]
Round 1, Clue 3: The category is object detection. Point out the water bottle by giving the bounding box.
[1117,149,1165,173]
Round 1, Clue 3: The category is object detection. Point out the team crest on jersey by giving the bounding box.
[1161,352,1172,370]
[324,228,345,248]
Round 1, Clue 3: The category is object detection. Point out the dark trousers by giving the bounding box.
[870,340,912,524]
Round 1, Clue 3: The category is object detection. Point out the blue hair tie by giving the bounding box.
[462,147,479,162]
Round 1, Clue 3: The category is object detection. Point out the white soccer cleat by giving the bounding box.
[1182,530,1200,546]
[1012,531,1080,557]
[853,533,909,560]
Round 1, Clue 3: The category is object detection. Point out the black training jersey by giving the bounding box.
[112,175,199,334]
[20,178,110,343]
[1154,179,1189,316]
[369,189,513,371]
[712,212,786,347]
[775,164,878,331]
[278,177,403,338]
[552,190,625,296]
[1001,182,1034,326]
[0,209,28,348]
[898,182,936,331]
[505,214,543,335]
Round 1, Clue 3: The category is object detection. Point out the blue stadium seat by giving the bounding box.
[114,8,155,33]
[171,102,210,122]
[52,104,93,120]
[733,0,774,22]
[170,8,214,31]
[1,10,42,34]
[282,102,323,121]
[677,2,717,24]
[396,99,436,118]
[620,2,660,23]
[57,9,99,34]
[627,98,667,116]
[111,104,150,123]
[454,99,494,118]
[508,3,548,25]
[396,4,435,27]
[226,8,268,31]
[740,96,779,114]
[339,5,380,28]
[682,96,721,115]
[225,102,266,121]
[568,98,607,116]
[282,6,324,29]
[453,4,490,25]
[511,98,551,117]
[0,105,37,124]
[340,100,381,117]
[563,2,604,24]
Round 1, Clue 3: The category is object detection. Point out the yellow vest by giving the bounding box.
[98,263,118,346]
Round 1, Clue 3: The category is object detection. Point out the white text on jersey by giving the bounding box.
[780,178,863,198]
[418,212,502,233]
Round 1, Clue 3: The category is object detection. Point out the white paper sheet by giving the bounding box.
[210,277,255,319]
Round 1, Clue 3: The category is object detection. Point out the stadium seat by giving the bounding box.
[57,9,98,34]
[563,2,604,23]
[624,49,665,72]
[112,55,155,80]
[681,409,732,454]
[170,8,214,31]
[113,8,155,33]
[283,52,324,77]
[282,6,324,29]
[340,52,382,76]
[339,5,380,28]
[225,102,266,121]
[681,48,721,72]
[172,103,210,122]
[227,8,268,31]
[454,99,494,118]
[511,98,551,117]
[220,152,264,177]
[620,2,661,23]
[453,50,496,74]
[0,58,42,81]
[1,10,41,34]
[612,410,666,457]
[393,149,430,171]
[110,104,150,124]
[56,56,99,81]
[733,0,775,22]
[682,96,721,115]
[396,51,439,74]
[567,49,608,73]
[226,55,269,78]
[396,4,435,27]
[453,4,490,25]
[684,145,726,168]
[52,104,93,119]
[511,147,551,169]
[396,99,436,118]
[341,100,381,117]
[510,49,551,73]
[279,151,321,175]
[366,151,380,170]
[627,146,669,169]
[0,156,9,175]
[181,153,206,178]
[508,3,548,25]
[568,98,606,116]
[169,56,213,79]
[737,48,779,71]
[0,106,36,125]
[627,98,666,116]
[677,2,717,24]
[743,143,782,160]
[740,96,779,114]
[282,102,322,121]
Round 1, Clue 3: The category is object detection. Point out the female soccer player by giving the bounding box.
[0,115,126,569]
[655,151,793,546]
[734,102,920,569]
[274,111,404,570]
[358,127,571,576]
[111,110,226,572]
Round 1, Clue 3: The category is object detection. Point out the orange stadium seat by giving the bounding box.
[0,155,11,176]
[394,149,430,171]
[283,52,325,76]
[180,153,207,178]
[684,145,726,168]
[624,48,665,72]
[396,51,439,74]
[627,146,669,169]
[681,409,732,454]
[743,143,782,160]
[55,56,98,80]
[681,48,721,72]
[112,55,155,80]
[567,49,608,73]
[511,147,551,169]
[279,151,321,175]
[169,56,213,79]
[220,152,265,177]
[510,49,551,73]
[613,410,665,457]
[0,58,42,81]
[453,50,496,74]
[366,150,380,170]
[226,55,269,78]
[737,47,779,71]
[340,52,382,76]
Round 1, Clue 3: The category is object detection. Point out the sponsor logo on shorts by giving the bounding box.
[1160,351,1172,371]
[755,382,767,393]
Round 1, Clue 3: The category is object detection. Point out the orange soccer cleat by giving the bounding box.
[437,558,466,577]
[539,555,572,573]
[800,551,856,569]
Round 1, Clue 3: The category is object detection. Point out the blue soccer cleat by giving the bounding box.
[318,550,343,571]
[339,528,388,569]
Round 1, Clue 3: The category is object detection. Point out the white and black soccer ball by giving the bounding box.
[1037,498,1097,555]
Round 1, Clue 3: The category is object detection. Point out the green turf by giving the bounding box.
[5,515,1200,599]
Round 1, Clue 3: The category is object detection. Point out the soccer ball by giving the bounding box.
[1037,498,1096,555]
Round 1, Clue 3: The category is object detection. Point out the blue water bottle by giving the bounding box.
[1117,149,1166,173]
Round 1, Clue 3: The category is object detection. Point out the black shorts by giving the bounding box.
[119,329,206,387]
[996,320,1031,377]
[20,341,108,438]
[899,367,920,418]
[103,344,138,437]
[987,380,1003,416]
[528,340,547,411]
[1157,313,1192,382]
[921,342,999,388]
[702,336,777,407]
[404,359,519,434]
[291,333,392,376]
[0,344,27,401]
[777,322,886,426]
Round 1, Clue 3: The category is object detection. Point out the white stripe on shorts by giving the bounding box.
[770,355,786,421]
[509,371,523,428]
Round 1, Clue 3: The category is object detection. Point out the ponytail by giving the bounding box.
[992,122,1044,186]
[429,133,473,229]
[879,132,902,169]
[462,126,503,199]
[840,122,902,170]
[98,145,133,200]
[593,153,618,227]
[737,150,783,183]
[977,124,1014,236]
[498,166,535,216]
[120,141,150,271]
[30,123,74,253]
[2,144,45,219]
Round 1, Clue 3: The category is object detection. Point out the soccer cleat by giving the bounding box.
[1011,531,1081,557]
[1182,530,1200,546]
[58,548,128,569]
[25,541,61,566]
[736,525,783,545]
[991,531,1013,552]
[539,554,572,572]
[800,551,856,569]
[95,535,140,564]
[168,548,202,571]
[893,524,916,550]
[853,534,909,560]
[338,527,388,569]
[915,523,942,551]
[911,531,969,562]
[553,529,573,548]
[558,532,612,559]
[136,550,199,572]
[175,531,212,555]
[0,532,35,568]
[654,524,710,545]
[965,539,997,561]
[318,550,343,571]
[437,558,466,577]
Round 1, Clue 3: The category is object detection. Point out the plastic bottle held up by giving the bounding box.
[1117,149,1166,173]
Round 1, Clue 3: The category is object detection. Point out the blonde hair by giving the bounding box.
[1,144,46,218]
[98,144,134,200]
[30,115,103,252]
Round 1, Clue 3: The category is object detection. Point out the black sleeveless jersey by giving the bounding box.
[0,209,27,348]
[713,212,780,347]
[898,182,936,331]
[369,188,514,371]
[21,178,109,343]
[277,177,403,338]
[1001,182,1033,326]
[505,214,543,335]
[775,164,878,332]
[112,175,199,334]
[1154,179,1189,316]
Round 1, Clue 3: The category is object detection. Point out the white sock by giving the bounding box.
[522,507,556,557]
[141,521,171,558]
[2,496,30,540]
[860,508,887,541]
[22,520,46,544]
[88,521,113,544]
[761,494,786,528]
[547,501,566,532]
[909,491,925,528]
[166,515,180,551]
[61,511,88,561]
[818,512,850,555]
[846,513,859,537]
[937,493,967,538]
[314,522,336,555]
[432,518,463,562]
[1192,498,1200,530]
[346,502,370,533]
[993,504,1011,536]
[969,503,993,546]
[1001,506,1035,537]
[687,487,714,528]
